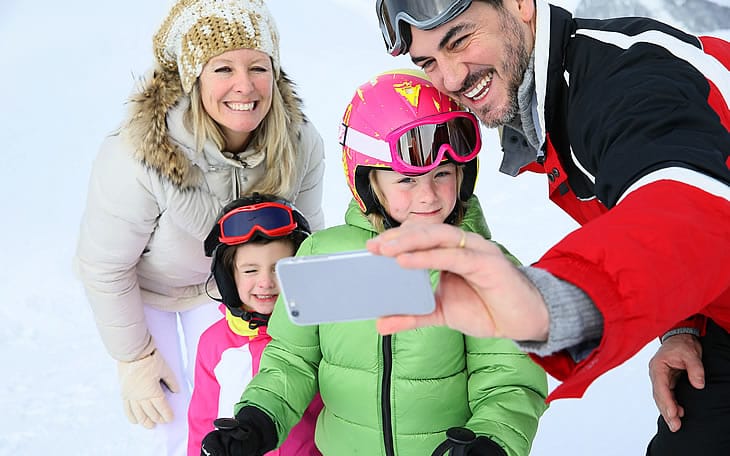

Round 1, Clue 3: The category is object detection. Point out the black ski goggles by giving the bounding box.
[376,0,473,55]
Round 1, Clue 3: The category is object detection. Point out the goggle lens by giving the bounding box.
[219,203,297,245]
[391,113,480,173]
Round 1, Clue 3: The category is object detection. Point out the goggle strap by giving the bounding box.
[339,123,392,163]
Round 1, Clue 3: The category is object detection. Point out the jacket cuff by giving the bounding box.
[661,315,707,343]
[235,406,278,453]
[515,266,603,358]
[661,327,700,343]
[119,335,155,363]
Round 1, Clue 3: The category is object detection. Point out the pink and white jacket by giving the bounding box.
[188,305,323,455]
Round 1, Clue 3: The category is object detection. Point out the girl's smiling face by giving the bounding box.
[372,163,458,225]
[232,239,294,315]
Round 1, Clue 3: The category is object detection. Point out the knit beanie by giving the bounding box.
[153,0,280,93]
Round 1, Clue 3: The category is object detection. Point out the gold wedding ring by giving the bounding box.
[458,230,466,249]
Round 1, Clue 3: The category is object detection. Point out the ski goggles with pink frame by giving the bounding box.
[339,111,481,175]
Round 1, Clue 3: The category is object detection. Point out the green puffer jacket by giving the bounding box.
[236,196,548,456]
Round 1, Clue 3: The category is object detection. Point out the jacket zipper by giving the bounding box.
[381,335,395,456]
[233,167,240,198]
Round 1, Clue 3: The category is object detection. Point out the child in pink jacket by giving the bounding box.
[188,194,323,456]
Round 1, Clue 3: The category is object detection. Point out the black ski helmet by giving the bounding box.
[204,193,311,328]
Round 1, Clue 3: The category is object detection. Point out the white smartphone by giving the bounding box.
[275,250,436,325]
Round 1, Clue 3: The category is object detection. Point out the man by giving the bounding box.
[370,0,730,454]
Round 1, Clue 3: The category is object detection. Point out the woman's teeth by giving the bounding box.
[227,102,255,111]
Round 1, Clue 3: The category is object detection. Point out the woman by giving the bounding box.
[74,0,324,454]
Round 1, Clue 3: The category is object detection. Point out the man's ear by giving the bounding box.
[513,0,537,24]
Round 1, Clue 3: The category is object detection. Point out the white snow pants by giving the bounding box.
[141,301,221,456]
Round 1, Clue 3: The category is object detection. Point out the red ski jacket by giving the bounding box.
[507,3,730,401]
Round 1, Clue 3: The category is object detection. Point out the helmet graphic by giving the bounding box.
[340,69,479,214]
[204,193,311,328]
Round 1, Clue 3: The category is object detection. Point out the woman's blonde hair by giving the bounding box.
[366,164,466,232]
[185,73,297,197]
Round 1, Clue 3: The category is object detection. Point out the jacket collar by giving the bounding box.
[534,0,552,148]
[499,1,575,176]
[226,307,265,337]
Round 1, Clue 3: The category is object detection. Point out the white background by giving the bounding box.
[1,0,727,454]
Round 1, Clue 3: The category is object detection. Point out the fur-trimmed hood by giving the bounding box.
[122,66,306,189]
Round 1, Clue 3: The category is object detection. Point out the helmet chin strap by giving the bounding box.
[228,306,271,330]
[376,203,400,230]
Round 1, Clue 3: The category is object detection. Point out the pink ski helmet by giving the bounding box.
[340,69,479,214]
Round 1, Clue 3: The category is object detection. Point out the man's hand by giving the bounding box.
[367,224,549,341]
[648,333,705,432]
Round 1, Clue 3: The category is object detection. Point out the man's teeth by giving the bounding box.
[464,75,492,101]
[228,102,255,111]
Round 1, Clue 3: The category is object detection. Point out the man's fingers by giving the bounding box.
[367,225,492,259]
[376,315,420,335]
[662,399,684,432]
[650,363,677,412]
[380,239,499,283]
[653,384,677,419]
[649,360,684,433]
[367,224,458,253]
[664,414,682,433]
[684,357,706,389]
[657,392,681,433]
[376,314,435,335]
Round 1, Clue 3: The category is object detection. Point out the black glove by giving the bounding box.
[431,428,507,456]
[201,407,278,456]
[465,436,508,456]
[201,418,262,456]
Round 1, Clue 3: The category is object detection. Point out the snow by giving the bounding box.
[1,0,724,454]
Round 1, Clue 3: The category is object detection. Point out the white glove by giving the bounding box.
[117,349,179,429]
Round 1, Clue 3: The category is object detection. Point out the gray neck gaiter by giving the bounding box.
[516,51,539,152]
[499,51,540,176]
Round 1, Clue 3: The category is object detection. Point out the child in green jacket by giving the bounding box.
[202,70,548,456]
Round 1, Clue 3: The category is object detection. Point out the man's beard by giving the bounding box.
[474,9,530,128]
